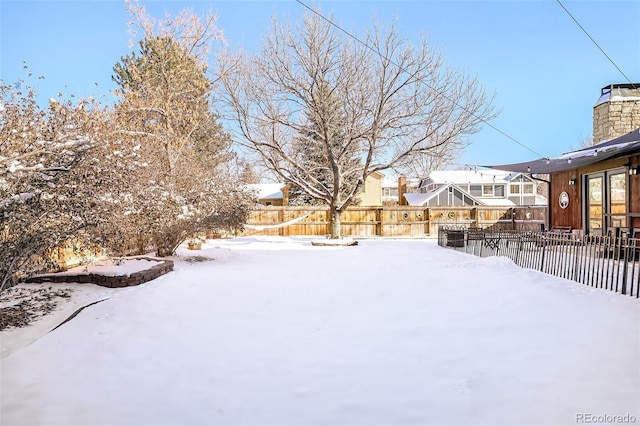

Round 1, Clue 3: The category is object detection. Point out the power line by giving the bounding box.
[555,0,636,89]
[293,0,546,159]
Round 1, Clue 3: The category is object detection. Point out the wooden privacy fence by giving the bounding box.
[438,226,640,298]
[241,205,548,237]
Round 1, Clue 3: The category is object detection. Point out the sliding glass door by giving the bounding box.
[584,169,627,236]
[608,170,627,228]
[586,174,603,235]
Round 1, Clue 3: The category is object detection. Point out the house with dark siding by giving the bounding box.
[487,83,640,237]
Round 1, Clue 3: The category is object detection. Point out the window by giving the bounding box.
[476,184,506,197]
[470,185,482,196]
[608,171,627,228]
[523,184,534,194]
[587,175,603,235]
[510,184,520,194]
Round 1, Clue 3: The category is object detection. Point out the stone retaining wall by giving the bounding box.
[25,258,174,288]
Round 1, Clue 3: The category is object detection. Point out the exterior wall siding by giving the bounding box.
[550,170,581,230]
[550,156,640,232]
[630,154,640,228]
[359,174,384,206]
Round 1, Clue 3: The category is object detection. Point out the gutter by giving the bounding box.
[530,174,551,230]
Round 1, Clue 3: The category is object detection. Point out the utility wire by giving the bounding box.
[555,0,636,89]
[293,0,546,159]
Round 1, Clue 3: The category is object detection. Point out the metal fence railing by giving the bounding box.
[438,226,640,298]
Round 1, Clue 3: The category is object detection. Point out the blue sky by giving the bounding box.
[2,0,639,168]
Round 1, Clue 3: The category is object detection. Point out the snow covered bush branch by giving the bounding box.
[0,76,111,290]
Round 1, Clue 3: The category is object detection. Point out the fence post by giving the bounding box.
[376,207,383,237]
[621,242,629,295]
[572,238,580,282]
[539,239,546,272]
[424,208,429,236]
[278,208,285,236]
[472,207,479,228]
[326,209,331,236]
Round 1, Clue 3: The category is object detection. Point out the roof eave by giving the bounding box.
[482,128,640,174]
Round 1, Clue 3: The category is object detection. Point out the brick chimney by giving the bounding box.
[593,83,640,143]
[398,176,407,205]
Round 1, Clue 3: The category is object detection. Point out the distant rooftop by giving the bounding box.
[428,169,520,184]
[382,177,420,188]
[247,183,287,200]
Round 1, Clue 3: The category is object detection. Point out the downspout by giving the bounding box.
[530,174,551,231]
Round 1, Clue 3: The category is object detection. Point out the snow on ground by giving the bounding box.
[1,237,638,426]
[1,283,115,359]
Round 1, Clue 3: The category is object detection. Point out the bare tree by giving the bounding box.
[392,140,466,178]
[220,11,497,238]
[576,134,594,150]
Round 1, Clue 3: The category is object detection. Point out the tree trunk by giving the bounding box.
[153,232,177,257]
[329,207,342,239]
[155,245,174,258]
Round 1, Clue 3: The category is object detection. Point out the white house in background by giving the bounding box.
[403,169,545,207]
[381,177,421,204]
[247,183,290,206]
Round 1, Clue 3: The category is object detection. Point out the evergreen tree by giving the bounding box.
[289,79,362,206]
[112,33,250,256]
[113,36,231,175]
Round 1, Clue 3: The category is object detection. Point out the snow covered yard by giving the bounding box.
[1,237,638,426]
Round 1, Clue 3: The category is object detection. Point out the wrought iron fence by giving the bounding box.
[438,226,640,298]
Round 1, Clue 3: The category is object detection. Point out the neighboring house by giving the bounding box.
[403,169,544,207]
[404,183,484,207]
[382,177,420,204]
[247,183,289,206]
[359,171,385,206]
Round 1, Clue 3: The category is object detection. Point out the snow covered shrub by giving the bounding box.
[0,74,110,290]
